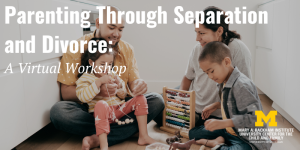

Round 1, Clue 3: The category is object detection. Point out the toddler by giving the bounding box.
[76,38,155,150]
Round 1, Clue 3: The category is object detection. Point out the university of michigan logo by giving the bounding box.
[255,110,277,127]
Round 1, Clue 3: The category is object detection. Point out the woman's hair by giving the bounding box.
[195,6,241,45]
[78,38,115,78]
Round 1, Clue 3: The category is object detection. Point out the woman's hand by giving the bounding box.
[201,103,218,120]
[129,79,147,96]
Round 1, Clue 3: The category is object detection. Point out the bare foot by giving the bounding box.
[210,136,225,147]
[82,134,100,150]
[138,135,156,146]
[169,139,196,150]
[196,136,225,148]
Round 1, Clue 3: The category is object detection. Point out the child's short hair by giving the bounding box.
[78,38,115,78]
[198,41,232,64]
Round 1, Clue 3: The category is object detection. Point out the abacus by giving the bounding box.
[160,87,195,139]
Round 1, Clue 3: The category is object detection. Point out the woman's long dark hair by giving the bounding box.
[195,6,241,45]
[78,38,115,78]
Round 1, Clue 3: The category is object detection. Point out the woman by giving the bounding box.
[181,6,252,126]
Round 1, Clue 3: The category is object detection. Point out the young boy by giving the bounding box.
[189,41,272,150]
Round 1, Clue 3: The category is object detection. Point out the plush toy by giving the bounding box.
[175,130,183,138]
[166,130,183,145]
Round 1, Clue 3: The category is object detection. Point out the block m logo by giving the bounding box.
[255,110,277,127]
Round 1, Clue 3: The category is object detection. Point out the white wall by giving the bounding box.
[0,1,103,149]
[90,0,264,93]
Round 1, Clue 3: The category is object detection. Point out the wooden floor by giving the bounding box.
[14,95,300,150]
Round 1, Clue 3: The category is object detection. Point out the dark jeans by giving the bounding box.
[194,112,221,127]
[50,92,164,146]
[189,125,252,150]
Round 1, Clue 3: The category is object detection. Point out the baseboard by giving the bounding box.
[272,102,300,132]
[146,81,181,93]
[256,86,264,94]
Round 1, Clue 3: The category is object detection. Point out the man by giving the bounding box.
[50,6,164,150]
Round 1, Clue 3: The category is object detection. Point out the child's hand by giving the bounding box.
[96,75,112,87]
[269,135,278,143]
[113,75,122,89]
[204,119,224,131]
[202,104,217,120]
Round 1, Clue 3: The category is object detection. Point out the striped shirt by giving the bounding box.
[57,30,140,97]
[76,72,127,113]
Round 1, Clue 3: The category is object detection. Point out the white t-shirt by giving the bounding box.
[185,39,252,117]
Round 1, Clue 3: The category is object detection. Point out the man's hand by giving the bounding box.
[129,79,147,96]
[98,83,118,97]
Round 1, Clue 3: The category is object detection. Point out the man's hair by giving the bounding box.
[198,41,232,64]
[101,5,123,23]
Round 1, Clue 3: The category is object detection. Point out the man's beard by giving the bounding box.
[98,32,119,48]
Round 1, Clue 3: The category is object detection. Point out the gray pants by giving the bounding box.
[49,92,164,146]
